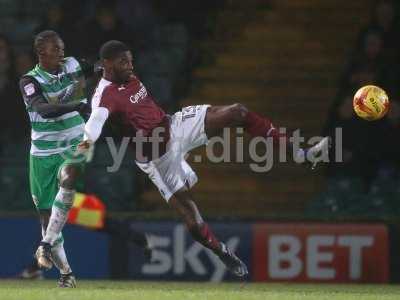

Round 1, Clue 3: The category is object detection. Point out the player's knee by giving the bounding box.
[229,103,248,125]
[59,166,78,189]
[59,173,74,189]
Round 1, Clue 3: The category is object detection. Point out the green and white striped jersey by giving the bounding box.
[21,57,87,156]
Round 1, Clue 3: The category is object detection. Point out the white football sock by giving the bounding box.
[43,187,75,245]
[51,240,73,275]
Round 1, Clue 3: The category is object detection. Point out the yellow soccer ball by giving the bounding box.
[353,85,389,121]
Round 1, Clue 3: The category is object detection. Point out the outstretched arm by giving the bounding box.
[31,98,89,119]
[76,107,109,156]
[83,107,109,143]
[19,76,89,119]
[79,78,113,154]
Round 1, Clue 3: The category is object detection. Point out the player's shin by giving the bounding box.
[187,222,248,276]
[51,238,73,275]
[244,111,288,146]
[42,187,75,245]
[244,111,299,158]
[187,222,223,256]
[243,110,328,166]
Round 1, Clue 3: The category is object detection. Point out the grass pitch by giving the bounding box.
[0,280,400,300]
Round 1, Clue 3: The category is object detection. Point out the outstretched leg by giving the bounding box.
[204,103,329,166]
[204,104,273,139]
[169,186,248,277]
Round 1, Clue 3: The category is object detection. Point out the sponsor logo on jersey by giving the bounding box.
[130,83,148,104]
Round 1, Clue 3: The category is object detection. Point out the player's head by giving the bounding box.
[34,30,64,71]
[100,40,133,84]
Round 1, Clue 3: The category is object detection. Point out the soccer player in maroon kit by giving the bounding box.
[79,40,329,277]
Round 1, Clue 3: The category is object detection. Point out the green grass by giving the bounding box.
[0,280,400,300]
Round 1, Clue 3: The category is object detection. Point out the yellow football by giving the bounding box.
[353,85,389,121]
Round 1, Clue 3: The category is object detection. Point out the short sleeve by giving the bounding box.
[19,76,45,108]
[91,79,115,113]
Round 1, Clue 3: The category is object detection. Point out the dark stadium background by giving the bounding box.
[0,0,400,283]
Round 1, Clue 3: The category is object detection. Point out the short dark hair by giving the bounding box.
[34,30,61,53]
[99,40,129,60]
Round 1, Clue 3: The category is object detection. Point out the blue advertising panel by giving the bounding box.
[0,218,109,278]
[127,221,252,282]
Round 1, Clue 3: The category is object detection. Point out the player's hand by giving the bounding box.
[76,140,92,155]
[76,140,95,162]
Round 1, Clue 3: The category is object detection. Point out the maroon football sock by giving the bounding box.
[188,223,223,255]
[244,111,288,145]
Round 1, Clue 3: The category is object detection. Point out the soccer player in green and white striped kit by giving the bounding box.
[19,30,91,288]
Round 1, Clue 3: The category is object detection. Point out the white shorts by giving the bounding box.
[136,105,210,201]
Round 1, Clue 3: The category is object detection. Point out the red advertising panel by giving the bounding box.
[252,223,388,283]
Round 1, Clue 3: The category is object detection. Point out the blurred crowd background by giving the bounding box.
[0,0,222,134]
[0,0,399,219]
[314,0,400,217]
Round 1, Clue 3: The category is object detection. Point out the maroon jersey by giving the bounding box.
[92,76,169,161]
